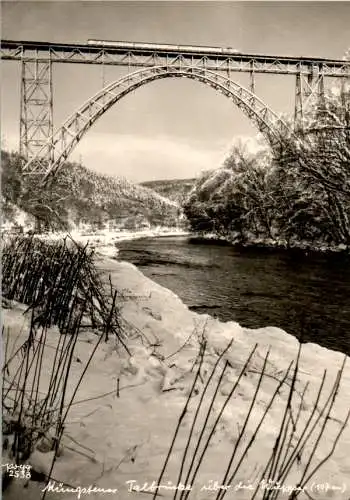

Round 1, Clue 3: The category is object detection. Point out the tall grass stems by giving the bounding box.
[2,234,126,496]
[156,338,348,500]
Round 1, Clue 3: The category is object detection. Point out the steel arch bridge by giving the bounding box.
[1,38,350,180]
[23,66,291,180]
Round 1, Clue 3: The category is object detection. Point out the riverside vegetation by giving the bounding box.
[184,86,350,251]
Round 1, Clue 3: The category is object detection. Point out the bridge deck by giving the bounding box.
[1,39,349,77]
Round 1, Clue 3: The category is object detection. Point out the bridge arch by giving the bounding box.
[23,65,291,181]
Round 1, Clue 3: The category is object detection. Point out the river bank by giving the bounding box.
[3,252,350,500]
[189,234,350,255]
[117,235,350,356]
[2,227,190,257]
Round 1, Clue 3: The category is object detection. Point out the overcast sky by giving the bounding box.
[2,1,350,181]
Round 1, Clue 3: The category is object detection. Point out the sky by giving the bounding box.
[2,1,350,182]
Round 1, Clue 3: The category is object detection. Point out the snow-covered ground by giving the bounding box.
[3,256,350,500]
[30,227,190,258]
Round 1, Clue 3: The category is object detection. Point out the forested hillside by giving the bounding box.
[184,85,350,250]
[1,151,181,231]
[141,178,196,204]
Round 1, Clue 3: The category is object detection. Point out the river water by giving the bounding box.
[117,236,350,356]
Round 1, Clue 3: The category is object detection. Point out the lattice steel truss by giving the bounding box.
[19,58,53,162]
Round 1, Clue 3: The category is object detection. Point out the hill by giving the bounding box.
[1,150,182,232]
[141,178,196,204]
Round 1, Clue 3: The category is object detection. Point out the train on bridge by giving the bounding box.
[87,39,240,55]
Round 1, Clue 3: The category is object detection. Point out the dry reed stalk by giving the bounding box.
[155,338,348,500]
[2,234,127,496]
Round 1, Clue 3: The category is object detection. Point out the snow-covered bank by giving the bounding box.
[3,227,190,258]
[3,256,350,500]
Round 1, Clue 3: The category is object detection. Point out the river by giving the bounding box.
[117,236,350,356]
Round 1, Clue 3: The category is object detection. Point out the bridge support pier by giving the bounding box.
[19,58,54,164]
[249,62,255,95]
[341,73,350,130]
[294,66,326,132]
